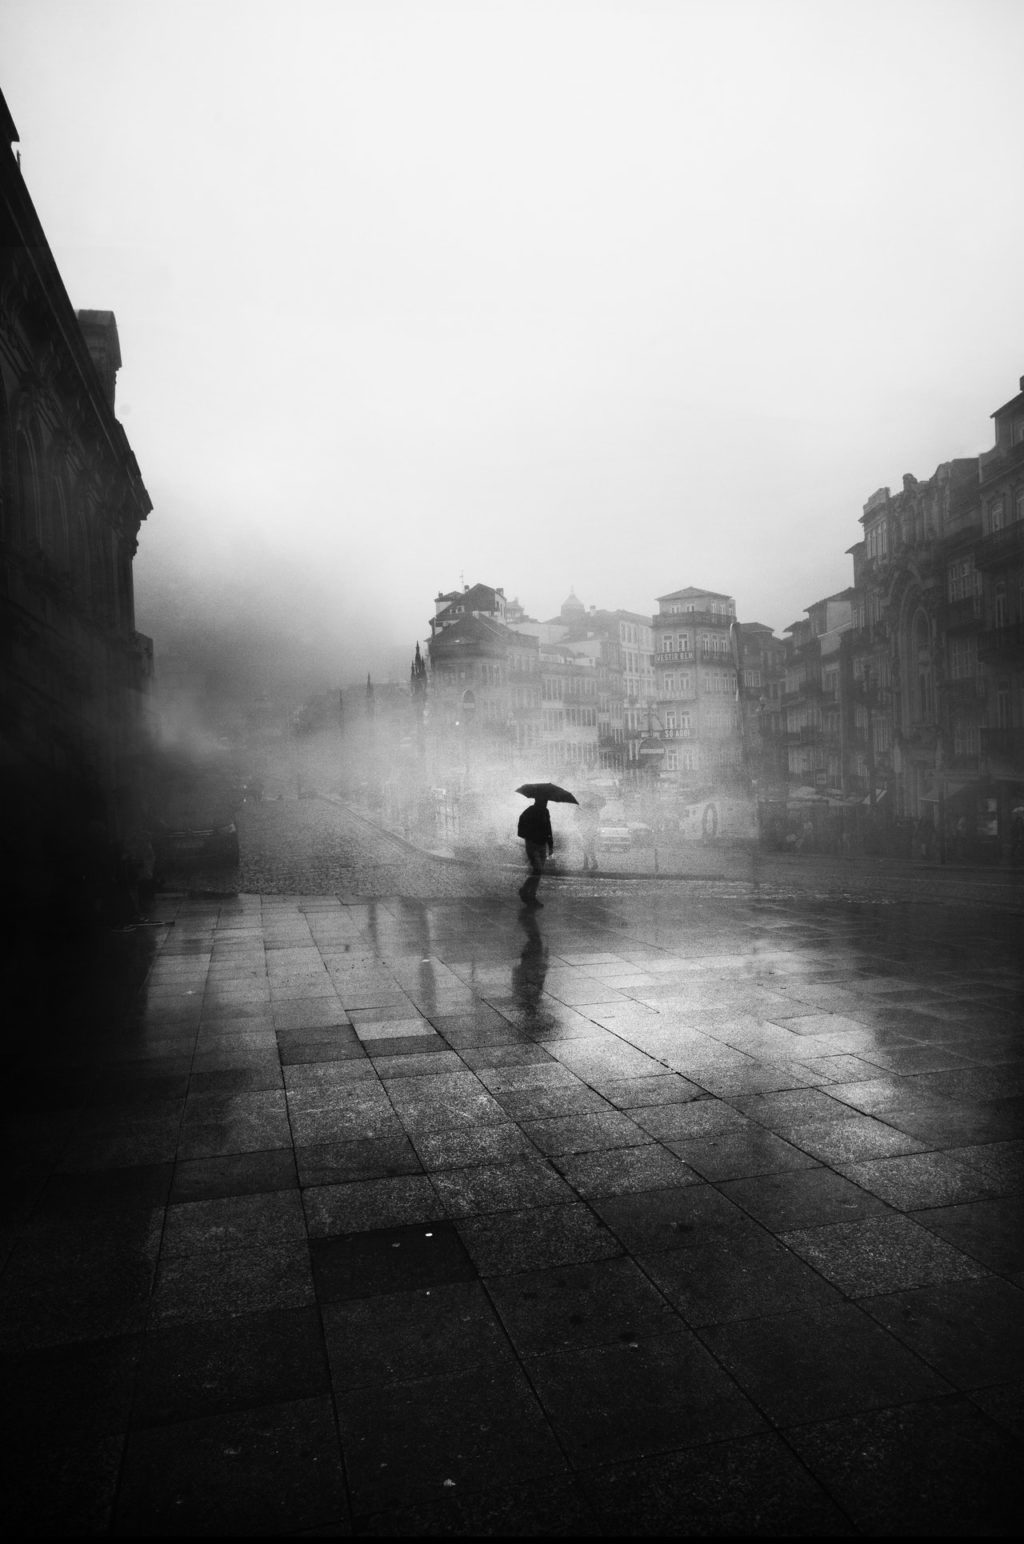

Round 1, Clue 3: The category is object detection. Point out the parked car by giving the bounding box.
[154,820,239,872]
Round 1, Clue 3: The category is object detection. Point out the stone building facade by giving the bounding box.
[426,583,541,775]
[1,91,153,923]
[756,372,1024,859]
[652,587,743,788]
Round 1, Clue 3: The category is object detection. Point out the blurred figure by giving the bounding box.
[577,800,600,872]
[118,823,156,926]
[517,795,553,907]
[952,813,968,862]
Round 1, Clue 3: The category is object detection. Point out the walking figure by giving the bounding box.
[578,802,600,872]
[517,796,553,908]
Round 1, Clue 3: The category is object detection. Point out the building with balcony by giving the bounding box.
[550,604,654,775]
[778,593,854,794]
[536,639,601,774]
[426,583,541,774]
[838,375,1024,857]
[733,621,787,796]
[1,89,154,928]
[973,375,1024,843]
[652,587,742,788]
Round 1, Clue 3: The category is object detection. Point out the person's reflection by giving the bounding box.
[512,908,549,1013]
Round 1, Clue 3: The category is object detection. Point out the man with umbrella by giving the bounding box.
[516,782,576,907]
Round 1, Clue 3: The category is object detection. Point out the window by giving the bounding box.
[665,712,677,732]
[994,580,1007,629]
[663,675,675,693]
[988,498,1005,534]
[1016,487,1024,524]
[948,635,978,678]
[947,556,979,602]
[997,680,1012,729]
[953,721,980,756]
[866,521,889,559]
[679,672,691,694]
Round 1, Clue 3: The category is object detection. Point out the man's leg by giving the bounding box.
[520,842,545,905]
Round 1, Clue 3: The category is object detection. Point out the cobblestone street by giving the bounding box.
[236,799,498,900]
[230,796,1024,914]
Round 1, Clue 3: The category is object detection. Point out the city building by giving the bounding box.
[733,620,787,796]
[974,376,1024,852]
[652,587,742,788]
[426,582,541,775]
[779,592,854,794]
[1,89,154,924]
[836,375,1023,858]
[537,599,655,775]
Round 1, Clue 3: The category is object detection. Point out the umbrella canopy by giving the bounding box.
[516,782,579,804]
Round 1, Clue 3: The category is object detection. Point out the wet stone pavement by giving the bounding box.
[2,873,1024,1536]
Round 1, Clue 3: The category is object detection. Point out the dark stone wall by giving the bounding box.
[1,96,154,935]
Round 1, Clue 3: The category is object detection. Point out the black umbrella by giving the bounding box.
[516,782,579,804]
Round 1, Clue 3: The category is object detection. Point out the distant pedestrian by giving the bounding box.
[953,814,968,862]
[118,824,155,925]
[577,802,600,872]
[517,796,553,907]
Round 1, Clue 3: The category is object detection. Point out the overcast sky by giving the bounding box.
[2,0,1022,681]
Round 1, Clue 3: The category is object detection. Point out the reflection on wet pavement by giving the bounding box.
[2,882,1022,1535]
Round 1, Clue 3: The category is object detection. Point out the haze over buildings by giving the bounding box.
[1,0,1023,689]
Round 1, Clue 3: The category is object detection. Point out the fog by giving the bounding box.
[3,0,1023,726]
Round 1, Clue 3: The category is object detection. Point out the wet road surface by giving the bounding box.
[3,818,1023,1535]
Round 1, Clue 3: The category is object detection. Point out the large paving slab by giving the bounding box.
[2,874,1022,1535]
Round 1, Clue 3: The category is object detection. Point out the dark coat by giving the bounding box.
[517,803,553,849]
